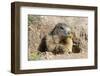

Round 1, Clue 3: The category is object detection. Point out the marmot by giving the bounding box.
[38,23,72,55]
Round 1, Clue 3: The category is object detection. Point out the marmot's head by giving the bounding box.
[50,23,71,38]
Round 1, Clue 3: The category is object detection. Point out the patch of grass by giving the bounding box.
[28,15,41,26]
[28,51,41,60]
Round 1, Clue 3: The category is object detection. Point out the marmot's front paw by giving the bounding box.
[52,45,65,55]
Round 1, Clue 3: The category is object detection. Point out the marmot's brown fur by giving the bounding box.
[38,23,73,55]
[46,35,65,54]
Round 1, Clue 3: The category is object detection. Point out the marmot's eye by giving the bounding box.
[60,27,64,30]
